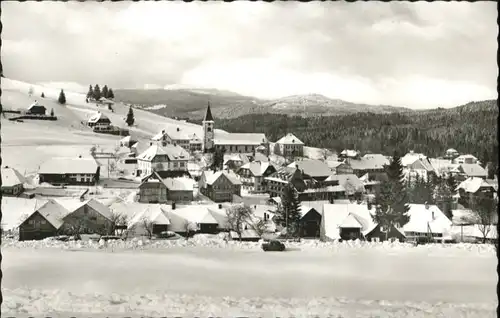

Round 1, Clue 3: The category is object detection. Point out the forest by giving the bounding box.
[210,100,498,165]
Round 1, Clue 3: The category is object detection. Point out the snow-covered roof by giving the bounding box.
[120,136,131,143]
[299,201,328,218]
[446,148,459,154]
[223,153,250,164]
[349,155,389,171]
[167,205,220,231]
[325,174,365,194]
[453,164,487,178]
[54,198,113,221]
[239,161,272,177]
[403,204,452,234]
[162,177,195,191]
[455,154,478,160]
[457,177,495,193]
[407,158,434,172]
[137,144,189,162]
[401,152,427,167]
[302,184,345,193]
[35,199,69,229]
[340,149,359,157]
[88,112,110,123]
[214,132,268,146]
[287,159,331,178]
[1,167,26,187]
[1,198,47,231]
[253,152,269,162]
[276,133,304,145]
[322,203,377,240]
[128,205,170,229]
[28,101,45,109]
[38,157,99,174]
[203,170,242,185]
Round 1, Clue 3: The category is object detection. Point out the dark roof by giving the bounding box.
[204,102,214,121]
[142,170,192,181]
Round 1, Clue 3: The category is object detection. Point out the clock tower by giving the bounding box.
[202,102,215,152]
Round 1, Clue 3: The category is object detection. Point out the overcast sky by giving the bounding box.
[3,1,497,108]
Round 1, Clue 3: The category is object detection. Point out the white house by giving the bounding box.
[137,144,190,177]
[453,154,479,165]
[275,133,304,157]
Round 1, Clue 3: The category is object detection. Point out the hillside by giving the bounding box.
[214,99,498,166]
[113,89,412,119]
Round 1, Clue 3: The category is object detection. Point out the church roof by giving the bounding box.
[204,102,214,121]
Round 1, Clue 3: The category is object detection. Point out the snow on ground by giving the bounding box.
[144,104,168,110]
[2,239,497,317]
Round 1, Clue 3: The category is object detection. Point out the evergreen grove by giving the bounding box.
[87,84,115,101]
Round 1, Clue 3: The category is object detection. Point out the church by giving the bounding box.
[202,103,269,155]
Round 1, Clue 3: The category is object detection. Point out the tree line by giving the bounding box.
[86,84,115,101]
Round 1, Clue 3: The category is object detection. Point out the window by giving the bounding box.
[40,220,47,225]
[29,220,35,225]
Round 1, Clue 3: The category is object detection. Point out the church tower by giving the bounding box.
[202,101,215,152]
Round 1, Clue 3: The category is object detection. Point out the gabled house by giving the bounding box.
[199,170,242,202]
[457,177,496,207]
[87,112,111,130]
[137,143,190,177]
[339,149,360,160]
[236,161,277,193]
[298,201,326,238]
[324,174,365,199]
[347,154,389,178]
[275,133,304,158]
[444,148,460,160]
[19,199,69,241]
[453,154,479,165]
[1,166,26,196]
[27,101,46,115]
[55,198,114,234]
[166,203,231,235]
[138,171,195,203]
[38,157,100,186]
[126,204,171,236]
[326,161,353,175]
[224,153,251,171]
[450,164,487,181]
[403,158,435,182]
[152,127,196,152]
[264,166,308,198]
[287,159,332,182]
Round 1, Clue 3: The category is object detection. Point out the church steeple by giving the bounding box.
[204,101,214,122]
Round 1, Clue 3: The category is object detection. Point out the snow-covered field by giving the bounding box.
[2,237,497,317]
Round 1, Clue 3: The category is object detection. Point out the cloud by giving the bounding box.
[2,1,497,108]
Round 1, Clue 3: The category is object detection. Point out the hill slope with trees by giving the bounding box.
[213,100,498,164]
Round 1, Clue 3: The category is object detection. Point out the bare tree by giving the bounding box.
[226,204,253,240]
[105,211,128,236]
[250,218,268,237]
[90,146,97,157]
[109,161,117,174]
[320,148,330,161]
[470,193,497,243]
[141,217,155,239]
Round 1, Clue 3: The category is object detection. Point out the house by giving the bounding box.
[298,202,325,238]
[450,164,487,181]
[402,204,453,242]
[253,152,269,163]
[18,199,69,241]
[55,198,114,235]
[1,166,26,196]
[199,170,242,202]
[339,149,360,160]
[136,143,189,177]
[453,154,479,165]
[236,161,277,193]
[324,174,365,199]
[401,151,427,167]
[166,203,231,235]
[450,209,497,242]
[359,173,384,196]
[444,148,460,160]
[96,97,115,107]
[38,157,100,186]
[224,153,251,171]
[456,177,496,207]
[138,171,195,203]
[326,161,353,175]
[275,133,304,158]
[87,112,111,129]
[403,158,435,182]
[287,159,332,182]
[126,204,171,236]
[202,103,269,155]
[265,166,345,202]
[347,154,389,178]
[27,101,46,115]
[152,127,202,152]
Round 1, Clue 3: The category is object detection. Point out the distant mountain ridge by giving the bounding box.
[113,88,413,119]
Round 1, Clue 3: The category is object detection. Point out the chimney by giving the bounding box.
[218,203,222,209]
[172,202,176,210]
[432,211,435,220]
[150,142,153,146]
[162,130,165,134]
[177,127,180,132]
[264,213,267,221]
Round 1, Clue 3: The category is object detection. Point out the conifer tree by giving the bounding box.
[41,92,45,98]
[126,106,135,127]
[50,108,54,117]
[274,183,302,238]
[107,88,115,99]
[86,85,94,100]
[445,175,458,195]
[58,89,66,104]
[434,176,453,219]
[210,147,225,171]
[372,152,410,239]
[93,84,101,100]
[102,85,109,99]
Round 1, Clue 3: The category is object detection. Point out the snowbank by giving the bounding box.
[2,235,496,255]
[2,287,495,317]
